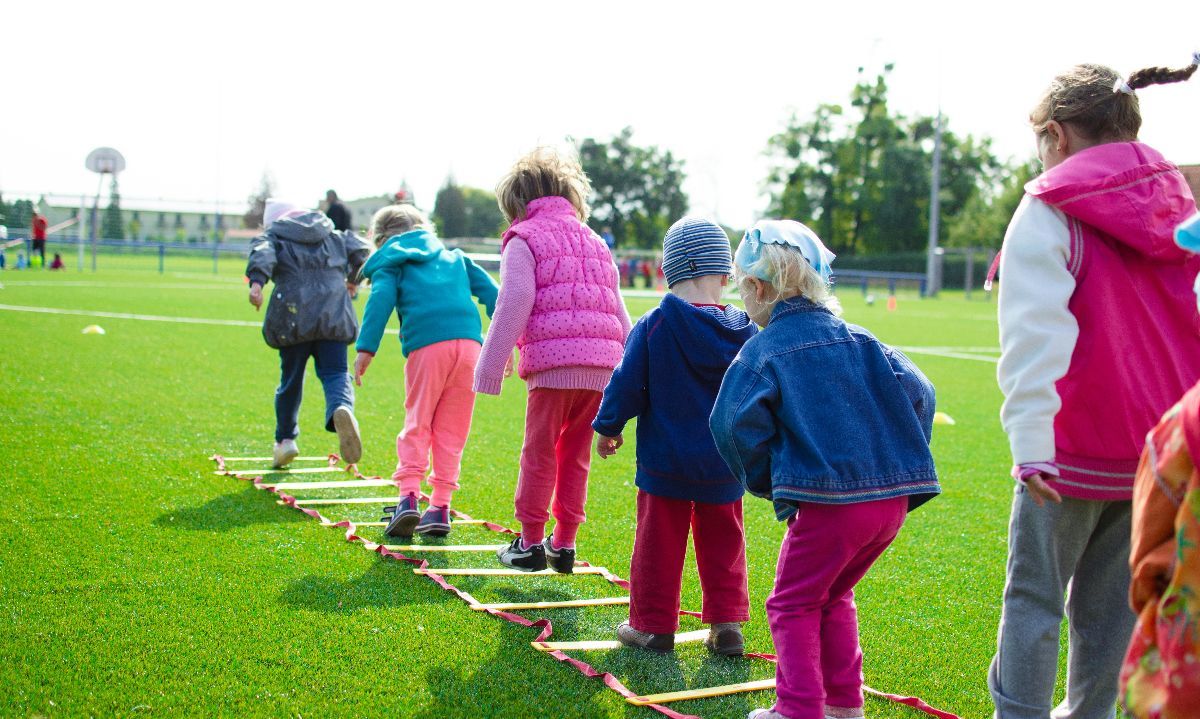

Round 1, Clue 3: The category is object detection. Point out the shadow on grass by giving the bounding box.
[152,486,304,532]
[278,557,446,613]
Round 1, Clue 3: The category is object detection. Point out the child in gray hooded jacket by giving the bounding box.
[245,199,371,468]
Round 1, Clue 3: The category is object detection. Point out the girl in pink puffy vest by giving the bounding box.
[475,148,631,573]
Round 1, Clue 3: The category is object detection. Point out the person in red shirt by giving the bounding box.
[31,211,48,266]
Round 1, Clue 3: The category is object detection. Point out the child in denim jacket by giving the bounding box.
[710,220,939,719]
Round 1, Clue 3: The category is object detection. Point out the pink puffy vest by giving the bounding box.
[1027,142,1200,500]
[502,196,625,378]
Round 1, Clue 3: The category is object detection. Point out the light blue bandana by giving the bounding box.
[734,220,836,284]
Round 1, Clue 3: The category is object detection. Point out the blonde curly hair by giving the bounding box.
[735,242,841,316]
[495,147,592,223]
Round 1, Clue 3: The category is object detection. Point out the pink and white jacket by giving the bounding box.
[997,142,1200,500]
[474,196,630,395]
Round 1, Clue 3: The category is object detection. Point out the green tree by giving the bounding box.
[243,172,274,229]
[6,199,33,233]
[462,187,505,237]
[766,65,1002,255]
[577,127,688,249]
[102,177,126,239]
[433,178,468,238]
[947,156,1040,248]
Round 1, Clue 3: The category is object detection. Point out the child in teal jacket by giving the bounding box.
[353,205,498,537]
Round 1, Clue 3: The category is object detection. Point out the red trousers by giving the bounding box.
[628,490,750,634]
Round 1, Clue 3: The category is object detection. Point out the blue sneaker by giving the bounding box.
[416,506,451,537]
[384,494,420,538]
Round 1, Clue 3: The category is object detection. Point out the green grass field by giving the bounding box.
[0,266,1017,718]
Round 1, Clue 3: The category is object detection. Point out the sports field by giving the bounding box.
[0,265,1018,718]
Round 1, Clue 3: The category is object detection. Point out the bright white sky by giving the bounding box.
[3,0,1197,228]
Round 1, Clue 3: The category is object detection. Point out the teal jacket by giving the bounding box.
[356,229,498,357]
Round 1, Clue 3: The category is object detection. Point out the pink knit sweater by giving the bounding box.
[474,234,632,395]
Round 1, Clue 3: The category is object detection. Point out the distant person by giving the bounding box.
[245,199,371,469]
[601,225,615,249]
[354,205,498,538]
[31,210,47,266]
[593,217,757,657]
[990,59,1200,719]
[475,147,631,572]
[711,220,938,719]
[15,251,27,269]
[49,253,65,270]
[324,190,352,232]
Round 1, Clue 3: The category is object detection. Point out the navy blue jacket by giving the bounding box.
[593,293,758,504]
[710,297,939,520]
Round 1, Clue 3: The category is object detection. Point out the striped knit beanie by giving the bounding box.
[661,217,732,288]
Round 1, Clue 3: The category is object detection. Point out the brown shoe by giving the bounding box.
[616,621,674,652]
[706,622,745,656]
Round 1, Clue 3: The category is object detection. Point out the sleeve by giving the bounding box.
[342,232,372,281]
[1129,418,1189,612]
[710,358,779,503]
[473,238,537,395]
[464,255,500,319]
[996,195,1078,467]
[885,345,936,443]
[245,234,276,287]
[355,269,397,355]
[592,316,651,437]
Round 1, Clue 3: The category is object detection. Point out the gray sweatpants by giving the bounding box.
[988,486,1134,719]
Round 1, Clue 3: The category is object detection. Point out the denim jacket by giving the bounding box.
[709,297,939,520]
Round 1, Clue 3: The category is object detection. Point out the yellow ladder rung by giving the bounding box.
[383,544,506,552]
[215,456,334,462]
[317,519,488,527]
[533,629,710,652]
[415,566,606,577]
[471,596,630,611]
[218,466,346,475]
[263,479,394,490]
[291,497,399,506]
[626,678,777,705]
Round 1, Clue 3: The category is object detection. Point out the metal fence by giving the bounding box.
[1,235,248,274]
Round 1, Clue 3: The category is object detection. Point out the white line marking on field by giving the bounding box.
[896,346,999,363]
[1,281,236,291]
[0,304,400,334]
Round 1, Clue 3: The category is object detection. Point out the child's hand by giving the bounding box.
[1024,473,1063,507]
[354,351,373,386]
[248,283,263,311]
[596,434,623,459]
[503,350,516,378]
[346,281,359,300]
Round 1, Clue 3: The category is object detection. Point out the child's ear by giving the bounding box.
[754,278,769,302]
[720,275,729,287]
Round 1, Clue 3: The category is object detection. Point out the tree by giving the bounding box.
[243,172,274,229]
[102,177,126,240]
[947,157,1040,248]
[433,178,468,238]
[766,65,1003,255]
[577,127,688,249]
[462,187,505,238]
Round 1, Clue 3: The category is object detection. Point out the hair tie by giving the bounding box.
[1192,50,1200,67]
[1112,76,1136,95]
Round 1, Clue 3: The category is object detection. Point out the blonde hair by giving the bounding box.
[735,242,842,316]
[495,147,592,223]
[369,204,430,247]
[1030,60,1198,143]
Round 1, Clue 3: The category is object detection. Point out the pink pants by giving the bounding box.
[629,490,750,634]
[514,387,602,547]
[767,497,908,719]
[392,339,480,508]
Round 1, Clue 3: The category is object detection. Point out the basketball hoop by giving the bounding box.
[85,147,126,175]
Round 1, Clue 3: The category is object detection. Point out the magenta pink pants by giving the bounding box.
[767,497,907,719]
[629,490,750,634]
[392,339,480,508]
[514,387,602,547]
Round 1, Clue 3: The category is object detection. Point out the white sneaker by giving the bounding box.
[332,407,361,464]
[273,439,299,469]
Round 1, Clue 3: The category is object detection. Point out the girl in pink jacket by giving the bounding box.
[989,56,1200,719]
[475,148,631,573]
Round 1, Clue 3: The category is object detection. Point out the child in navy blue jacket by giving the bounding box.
[593,217,758,656]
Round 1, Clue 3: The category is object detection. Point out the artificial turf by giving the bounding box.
[0,262,1033,718]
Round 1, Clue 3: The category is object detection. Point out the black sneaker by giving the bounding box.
[542,535,575,574]
[496,536,546,572]
[416,506,451,537]
[384,494,420,538]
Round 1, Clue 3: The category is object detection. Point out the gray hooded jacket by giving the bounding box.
[245,211,371,349]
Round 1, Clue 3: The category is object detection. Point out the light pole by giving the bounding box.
[924,110,943,297]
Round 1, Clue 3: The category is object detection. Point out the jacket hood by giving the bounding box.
[270,211,334,244]
[658,293,756,377]
[360,229,445,279]
[1026,142,1196,262]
